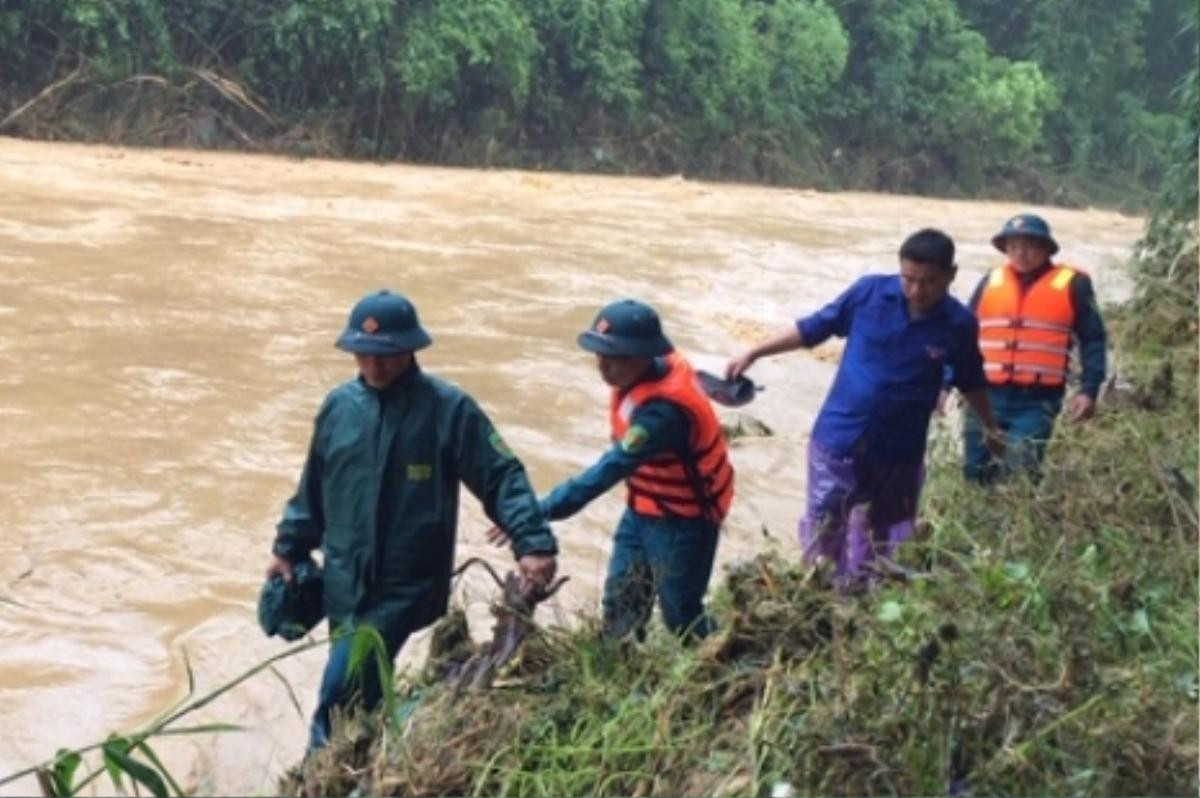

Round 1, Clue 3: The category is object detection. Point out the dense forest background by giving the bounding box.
[0,0,1195,204]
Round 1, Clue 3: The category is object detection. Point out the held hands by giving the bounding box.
[1067,394,1096,422]
[486,526,556,594]
[517,554,557,595]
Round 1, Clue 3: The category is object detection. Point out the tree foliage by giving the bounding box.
[958,0,1196,184]
[0,0,1193,198]
[819,0,1059,190]
[1125,60,1199,350]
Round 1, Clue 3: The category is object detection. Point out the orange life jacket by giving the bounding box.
[976,263,1080,388]
[609,353,735,524]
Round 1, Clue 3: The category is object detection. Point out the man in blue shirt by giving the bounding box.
[489,300,733,639]
[727,229,1003,589]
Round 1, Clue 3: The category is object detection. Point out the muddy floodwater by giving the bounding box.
[0,137,1142,794]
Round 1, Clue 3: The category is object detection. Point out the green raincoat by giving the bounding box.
[272,365,557,640]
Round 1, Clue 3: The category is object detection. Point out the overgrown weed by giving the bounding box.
[286,355,1197,796]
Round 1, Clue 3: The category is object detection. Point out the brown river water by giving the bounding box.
[0,137,1142,794]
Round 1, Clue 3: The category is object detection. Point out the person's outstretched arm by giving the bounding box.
[726,278,866,380]
[485,401,688,545]
[726,325,804,380]
[541,401,687,521]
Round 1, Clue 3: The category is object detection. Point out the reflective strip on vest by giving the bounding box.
[1018,319,1073,333]
[985,362,1069,378]
[979,339,1072,356]
[978,317,1072,334]
[976,264,1079,388]
[609,353,734,524]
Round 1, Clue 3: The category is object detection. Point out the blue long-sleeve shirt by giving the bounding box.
[800,274,986,463]
[541,363,691,520]
[966,262,1108,399]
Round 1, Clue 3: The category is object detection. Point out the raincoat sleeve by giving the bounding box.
[272,401,330,563]
[450,394,558,558]
[1070,273,1107,399]
[540,400,689,521]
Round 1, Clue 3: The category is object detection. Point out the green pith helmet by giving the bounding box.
[577,299,673,357]
[335,290,432,355]
[992,213,1060,255]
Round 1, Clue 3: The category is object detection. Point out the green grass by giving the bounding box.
[291,335,1197,797]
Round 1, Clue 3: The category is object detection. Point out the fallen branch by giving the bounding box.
[186,67,278,128]
[0,66,85,131]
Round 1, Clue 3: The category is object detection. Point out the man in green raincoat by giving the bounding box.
[266,289,558,749]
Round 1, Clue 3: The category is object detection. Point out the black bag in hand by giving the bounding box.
[257,557,325,641]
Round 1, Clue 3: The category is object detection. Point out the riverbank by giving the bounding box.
[283,299,1198,796]
[0,69,1157,213]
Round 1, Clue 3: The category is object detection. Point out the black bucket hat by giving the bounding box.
[335,290,433,355]
[577,299,673,358]
[991,213,1059,255]
[695,369,762,407]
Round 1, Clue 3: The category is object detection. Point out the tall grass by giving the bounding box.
[0,638,328,797]
[289,328,1197,796]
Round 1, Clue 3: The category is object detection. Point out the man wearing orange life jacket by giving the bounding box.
[963,213,1107,482]
[488,299,733,639]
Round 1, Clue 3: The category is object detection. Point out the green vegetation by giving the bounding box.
[0,0,1194,201]
[277,66,1198,795]
[0,638,326,797]
[279,367,1196,795]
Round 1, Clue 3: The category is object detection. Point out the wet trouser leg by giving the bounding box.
[602,509,719,640]
[602,509,656,640]
[964,388,1063,483]
[800,440,923,590]
[643,515,719,639]
[309,625,408,750]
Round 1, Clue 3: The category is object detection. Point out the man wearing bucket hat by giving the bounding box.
[726,229,1003,591]
[265,289,558,749]
[960,213,1107,482]
[488,299,733,640]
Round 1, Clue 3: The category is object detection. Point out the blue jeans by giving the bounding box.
[964,387,1063,483]
[309,624,409,750]
[602,508,719,640]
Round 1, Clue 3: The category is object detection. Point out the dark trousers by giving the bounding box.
[309,624,408,750]
[602,508,719,640]
[964,387,1063,483]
